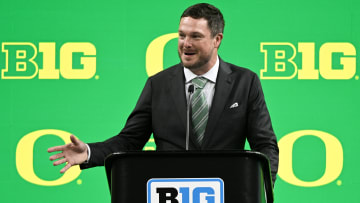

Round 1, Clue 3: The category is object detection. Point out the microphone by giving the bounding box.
[186,84,194,150]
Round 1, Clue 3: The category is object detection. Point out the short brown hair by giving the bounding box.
[181,3,225,37]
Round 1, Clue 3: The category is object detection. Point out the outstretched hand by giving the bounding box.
[48,135,88,173]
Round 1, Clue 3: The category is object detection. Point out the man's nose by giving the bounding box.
[183,37,192,48]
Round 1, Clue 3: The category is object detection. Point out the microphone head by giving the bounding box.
[188,84,194,93]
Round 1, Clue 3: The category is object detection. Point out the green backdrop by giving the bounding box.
[1,0,359,202]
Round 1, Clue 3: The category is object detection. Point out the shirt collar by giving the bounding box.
[184,56,219,84]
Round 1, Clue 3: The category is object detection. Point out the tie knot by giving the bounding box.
[192,77,207,89]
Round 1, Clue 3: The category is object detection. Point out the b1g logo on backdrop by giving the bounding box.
[147,178,224,203]
[1,42,96,79]
[260,42,358,80]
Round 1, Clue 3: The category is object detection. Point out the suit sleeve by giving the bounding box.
[80,79,153,169]
[246,73,279,184]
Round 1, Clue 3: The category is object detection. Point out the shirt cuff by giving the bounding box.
[83,144,91,164]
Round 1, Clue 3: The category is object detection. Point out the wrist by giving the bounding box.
[83,144,91,164]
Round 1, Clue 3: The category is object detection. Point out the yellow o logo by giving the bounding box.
[278,130,343,187]
[145,33,178,76]
[16,129,81,186]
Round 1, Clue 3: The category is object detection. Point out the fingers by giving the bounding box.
[53,158,67,166]
[60,163,72,173]
[49,135,81,174]
[47,145,65,153]
[49,152,64,161]
[48,135,78,152]
[70,135,80,145]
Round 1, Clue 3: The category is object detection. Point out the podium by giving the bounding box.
[105,151,274,203]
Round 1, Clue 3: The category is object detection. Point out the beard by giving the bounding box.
[178,49,213,71]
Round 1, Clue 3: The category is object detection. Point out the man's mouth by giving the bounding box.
[184,52,196,56]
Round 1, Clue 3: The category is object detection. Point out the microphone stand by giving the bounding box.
[186,85,194,150]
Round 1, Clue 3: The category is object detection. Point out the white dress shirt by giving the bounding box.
[184,56,219,109]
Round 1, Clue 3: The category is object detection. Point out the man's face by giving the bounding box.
[178,17,222,73]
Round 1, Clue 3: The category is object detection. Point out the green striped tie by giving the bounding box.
[191,77,209,145]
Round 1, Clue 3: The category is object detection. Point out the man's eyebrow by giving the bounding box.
[191,32,203,35]
[178,31,203,35]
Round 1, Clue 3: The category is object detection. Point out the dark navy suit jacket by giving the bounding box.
[81,59,279,183]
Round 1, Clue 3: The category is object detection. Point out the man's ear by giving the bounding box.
[214,33,223,48]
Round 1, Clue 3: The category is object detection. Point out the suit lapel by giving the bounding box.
[169,64,187,130]
[202,59,233,148]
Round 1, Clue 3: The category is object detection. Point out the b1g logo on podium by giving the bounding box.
[147,178,224,203]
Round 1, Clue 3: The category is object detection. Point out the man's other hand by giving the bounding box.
[48,135,88,173]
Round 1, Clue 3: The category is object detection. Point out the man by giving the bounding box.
[48,3,279,183]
